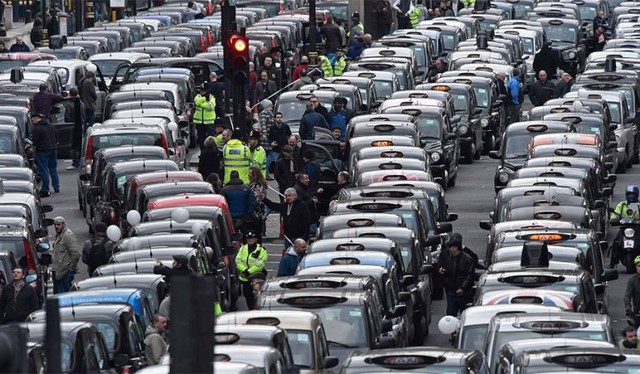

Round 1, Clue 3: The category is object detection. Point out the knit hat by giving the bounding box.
[282,145,294,153]
[260,99,273,110]
[445,233,463,249]
[95,222,107,233]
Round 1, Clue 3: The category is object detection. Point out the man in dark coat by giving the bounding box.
[376,0,394,36]
[220,170,258,234]
[532,42,559,78]
[30,18,44,48]
[263,187,312,247]
[274,145,298,195]
[311,95,331,123]
[32,83,65,118]
[32,113,59,196]
[277,239,307,277]
[254,71,278,104]
[153,255,190,284]
[9,36,30,52]
[299,104,328,140]
[436,233,476,316]
[198,135,223,181]
[0,268,39,323]
[528,70,556,106]
[320,17,344,53]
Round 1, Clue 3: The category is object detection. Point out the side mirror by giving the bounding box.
[479,220,491,230]
[375,336,395,349]
[605,162,614,171]
[492,100,503,108]
[400,275,416,288]
[471,108,483,116]
[451,115,461,124]
[602,269,618,282]
[320,356,339,369]
[447,213,458,222]
[389,304,407,318]
[489,150,501,160]
[180,130,189,137]
[113,353,130,368]
[79,174,90,182]
[36,242,50,252]
[593,200,604,209]
[436,222,452,234]
[175,139,186,146]
[380,319,393,334]
[25,274,37,284]
[625,117,634,125]
[42,205,54,213]
[111,200,121,209]
[425,235,441,247]
[446,133,457,141]
[601,188,613,197]
[497,94,506,101]
[179,120,189,128]
[599,240,608,251]
[606,174,617,184]
[609,123,618,131]
[43,218,54,227]
[607,141,618,150]
[168,148,177,156]
[34,228,48,238]
[371,99,383,109]
[594,284,605,295]
[397,291,411,303]
[420,264,433,274]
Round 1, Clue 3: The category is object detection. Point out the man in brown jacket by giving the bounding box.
[52,216,81,294]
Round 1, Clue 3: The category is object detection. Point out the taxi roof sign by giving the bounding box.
[548,353,623,367]
[371,140,394,147]
[518,233,575,241]
[367,355,443,369]
[526,124,549,132]
[284,280,347,289]
[280,296,347,306]
[431,85,451,91]
[347,218,375,227]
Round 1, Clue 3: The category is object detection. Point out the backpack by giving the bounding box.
[87,237,109,270]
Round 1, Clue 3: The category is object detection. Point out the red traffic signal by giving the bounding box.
[229,34,248,53]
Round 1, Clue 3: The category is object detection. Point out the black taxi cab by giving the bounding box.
[489,121,574,191]
[340,347,489,374]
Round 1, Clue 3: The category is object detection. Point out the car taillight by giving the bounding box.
[109,208,118,224]
[85,137,93,164]
[272,39,277,49]
[24,239,36,272]
[208,3,213,15]
[207,31,213,46]
[279,3,284,12]
[161,134,169,155]
[186,107,193,121]
[200,35,206,51]
[122,366,131,374]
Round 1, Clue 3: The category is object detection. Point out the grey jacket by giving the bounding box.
[145,325,167,365]
[52,228,81,280]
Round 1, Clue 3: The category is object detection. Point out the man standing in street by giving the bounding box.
[376,0,394,36]
[393,0,414,30]
[274,145,298,196]
[593,10,606,33]
[263,188,312,248]
[78,71,97,127]
[32,83,64,119]
[144,314,168,365]
[52,217,81,294]
[277,239,307,277]
[82,222,114,277]
[561,72,575,96]
[321,16,344,53]
[32,113,60,197]
[0,268,39,324]
[248,130,267,178]
[507,69,522,124]
[235,231,268,310]
[9,36,30,52]
[267,112,291,178]
[221,170,258,234]
[528,70,556,107]
[348,13,364,46]
[254,71,278,104]
[223,130,252,184]
[193,86,217,149]
[436,233,475,316]
[300,103,328,140]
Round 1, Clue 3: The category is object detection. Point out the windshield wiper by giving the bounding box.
[328,340,359,348]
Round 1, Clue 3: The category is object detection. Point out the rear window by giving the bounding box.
[91,133,164,155]
[0,60,30,70]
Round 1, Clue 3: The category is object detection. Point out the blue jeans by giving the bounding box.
[36,150,60,192]
[446,291,472,316]
[266,151,279,174]
[54,271,75,294]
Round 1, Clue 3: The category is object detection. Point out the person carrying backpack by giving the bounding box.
[82,223,115,277]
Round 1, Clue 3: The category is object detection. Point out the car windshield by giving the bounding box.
[92,59,131,77]
[315,306,367,348]
[0,238,26,269]
[287,330,314,369]
[473,86,489,107]
[545,25,577,44]
[95,322,118,353]
[522,37,534,55]
[0,133,13,153]
[373,80,394,99]
[92,133,164,156]
[578,6,597,21]
[452,93,469,114]
[574,123,604,139]
[417,115,443,140]
[513,3,533,18]
[607,101,621,123]
[278,100,331,124]
[0,60,29,70]
[461,324,487,350]
[481,281,580,295]
[321,5,347,23]
[55,50,82,59]
[504,134,533,159]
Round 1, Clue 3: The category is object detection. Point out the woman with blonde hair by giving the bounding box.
[248,166,268,241]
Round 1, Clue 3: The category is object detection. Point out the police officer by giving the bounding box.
[321,55,334,77]
[610,185,640,268]
[223,130,252,185]
[193,86,217,149]
[409,2,422,28]
[347,12,364,46]
[249,130,267,178]
[235,231,268,310]
[625,255,640,327]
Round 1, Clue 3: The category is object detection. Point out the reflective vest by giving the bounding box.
[250,145,267,177]
[461,0,475,7]
[193,94,216,125]
[347,22,364,37]
[214,302,222,317]
[223,139,251,184]
[611,201,640,221]
[334,57,347,76]
[410,7,421,28]
[321,57,334,77]
[236,244,268,282]
[214,133,225,148]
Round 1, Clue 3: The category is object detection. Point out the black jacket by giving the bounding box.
[532,47,559,79]
[321,23,343,52]
[264,198,311,241]
[268,123,292,153]
[625,274,640,314]
[0,282,39,323]
[436,250,475,294]
[376,0,393,25]
[254,80,278,103]
[528,80,556,106]
[314,105,331,124]
[198,146,222,180]
[274,156,297,192]
[32,120,57,152]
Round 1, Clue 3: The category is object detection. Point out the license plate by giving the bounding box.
[625,239,635,249]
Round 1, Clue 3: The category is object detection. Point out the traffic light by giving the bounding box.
[226,32,250,135]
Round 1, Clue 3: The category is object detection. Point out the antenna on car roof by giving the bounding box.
[148,238,152,259]
[71,300,76,320]
[133,243,139,273]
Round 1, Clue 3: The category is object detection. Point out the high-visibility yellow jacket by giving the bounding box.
[223,139,251,184]
[193,94,217,125]
[250,145,267,177]
[236,244,268,282]
[334,57,347,76]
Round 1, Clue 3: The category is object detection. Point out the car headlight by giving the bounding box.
[625,228,635,238]
[458,124,469,135]
[481,118,489,127]
[498,172,510,183]
[569,51,576,59]
[431,152,441,162]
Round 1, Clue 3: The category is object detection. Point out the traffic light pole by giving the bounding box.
[232,27,249,138]
[221,1,236,115]
[308,0,318,63]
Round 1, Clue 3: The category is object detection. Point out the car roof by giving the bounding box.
[461,304,564,326]
[29,304,134,322]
